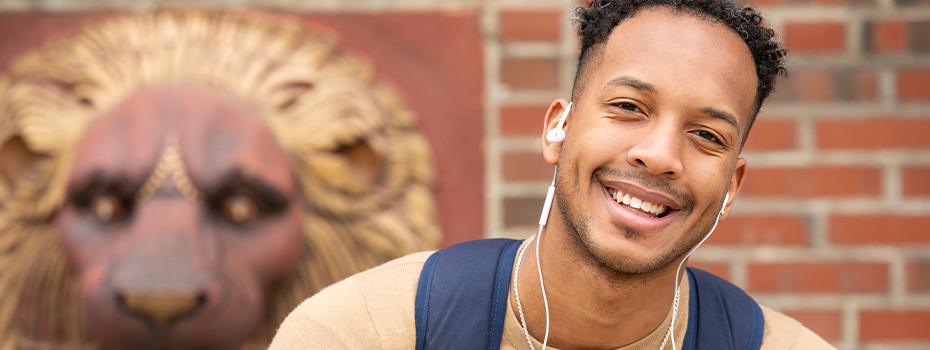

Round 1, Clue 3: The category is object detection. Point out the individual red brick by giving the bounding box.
[796,70,876,102]
[816,118,930,149]
[868,21,909,52]
[741,167,882,197]
[748,262,888,293]
[708,215,808,245]
[499,11,561,42]
[500,105,549,136]
[797,70,833,102]
[504,196,546,227]
[744,119,797,150]
[782,310,842,341]
[840,70,878,101]
[502,152,552,182]
[911,21,930,52]
[860,310,930,340]
[501,58,559,90]
[774,70,876,102]
[903,167,930,195]
[830,215,930,244]
[783,22,846,53]
[907,260,930,291]
[687,261,731,281]
[898,69,930,101]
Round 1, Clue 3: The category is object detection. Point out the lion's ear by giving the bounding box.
[336,139,380,181]
[0,136,42,189]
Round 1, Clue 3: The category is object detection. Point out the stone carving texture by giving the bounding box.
[0,10,440,349]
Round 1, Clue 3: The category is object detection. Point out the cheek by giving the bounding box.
[222,206,303,283]
[681,152,732,190]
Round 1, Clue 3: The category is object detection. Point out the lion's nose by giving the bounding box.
[116,291,206,330]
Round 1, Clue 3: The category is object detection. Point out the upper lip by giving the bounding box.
[599,179,681,211]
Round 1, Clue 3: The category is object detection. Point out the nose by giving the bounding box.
[116,291,206,330]
[626,122,683,178]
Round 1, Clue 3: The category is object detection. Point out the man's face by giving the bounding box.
[543,8,756,275]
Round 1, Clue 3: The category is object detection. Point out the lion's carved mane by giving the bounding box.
[0,11,440,349]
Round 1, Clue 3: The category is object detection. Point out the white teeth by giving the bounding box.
[651,204,663,215]
[609,188,669,217]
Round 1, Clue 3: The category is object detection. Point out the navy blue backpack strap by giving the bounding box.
[415,238,522,350]
[681,267,765,350]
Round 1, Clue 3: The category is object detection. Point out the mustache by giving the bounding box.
[591,166,695,213]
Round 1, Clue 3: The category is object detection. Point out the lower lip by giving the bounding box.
[601,186,675,231]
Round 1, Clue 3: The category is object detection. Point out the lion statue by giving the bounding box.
[0,10,440,350]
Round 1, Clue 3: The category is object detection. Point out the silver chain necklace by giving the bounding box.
[511,234,680,350]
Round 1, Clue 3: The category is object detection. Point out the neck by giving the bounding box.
[510,220,685,349]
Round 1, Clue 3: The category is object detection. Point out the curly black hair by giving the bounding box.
[573,0,788,141]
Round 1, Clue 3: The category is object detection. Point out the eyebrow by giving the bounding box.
[67,171,143,205]
[699,107,740,132]
[606,76,658,94]
[204,170,289,213]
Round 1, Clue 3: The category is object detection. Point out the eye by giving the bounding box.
[695,130,721,144]
[220,194,258,224]
[89,194,125,222]
[615,102,641,113]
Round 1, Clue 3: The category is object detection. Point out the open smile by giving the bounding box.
[608,187,669,218]
[600,183,680,231]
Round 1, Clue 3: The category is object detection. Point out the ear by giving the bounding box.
[0,135,42,189]
[540,98,572,166]
[720,157,747,220]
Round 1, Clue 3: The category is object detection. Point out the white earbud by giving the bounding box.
[545,102,572,143]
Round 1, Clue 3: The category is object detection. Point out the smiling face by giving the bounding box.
[542,8,756,275]
[55,86,302,349]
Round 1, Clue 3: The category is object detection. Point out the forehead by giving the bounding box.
[70,86,292,189]
[589,8,757,123]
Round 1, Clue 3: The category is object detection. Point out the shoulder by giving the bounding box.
[269,251,433,350]
[759,305,837,350]
[687,268,835,349]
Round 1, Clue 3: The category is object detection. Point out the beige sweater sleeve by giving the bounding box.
[760,305,836,350]
[268,252,430,350]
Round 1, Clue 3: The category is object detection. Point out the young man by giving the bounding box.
[270,1,835,349]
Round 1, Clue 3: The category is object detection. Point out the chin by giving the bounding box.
[567,210,706,277]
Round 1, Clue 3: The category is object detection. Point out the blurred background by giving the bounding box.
[0,0,928,348]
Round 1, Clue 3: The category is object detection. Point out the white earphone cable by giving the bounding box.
[536,224,551,350]
[661,192,729,350]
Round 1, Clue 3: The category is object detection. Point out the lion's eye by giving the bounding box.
[221,195,257,224]
[90,194,124,222]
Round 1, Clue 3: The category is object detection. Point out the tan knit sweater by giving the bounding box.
[270,249,835,349]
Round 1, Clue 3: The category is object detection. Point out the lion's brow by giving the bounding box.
[203,170,290,213]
